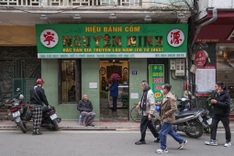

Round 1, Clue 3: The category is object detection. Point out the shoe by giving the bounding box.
[32,131,43,135]
[155,148,168,154]
[154,137,160,143]
[224,142,231,147]
[205,140,217,146]
[178,140,187,150]
[135,140,146,145]
[88,123,95,127]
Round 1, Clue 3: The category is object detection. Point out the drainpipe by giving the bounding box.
[192,7,218,46]
[189,8,217,95]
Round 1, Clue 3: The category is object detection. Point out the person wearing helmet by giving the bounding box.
[30,78,50,135]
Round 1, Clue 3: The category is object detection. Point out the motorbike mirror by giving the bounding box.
[18,94,24,100]
[4,99,10,103]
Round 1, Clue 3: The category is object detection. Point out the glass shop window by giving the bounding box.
[58,60,81,104]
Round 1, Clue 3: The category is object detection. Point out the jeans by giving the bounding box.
[210,115,231,142]
[140,116,159,141]
[160,122,184,150]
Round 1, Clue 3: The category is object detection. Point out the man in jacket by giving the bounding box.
[205,81,231,147]
[156,84,187,154]
[30,78,50,135]
[77,94,96,126]
[135,80,160,145]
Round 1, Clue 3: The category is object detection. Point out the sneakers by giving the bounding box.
[155,148,168,154]
[224,142,231,147]
[205,140,218,146]
[178,140,188,150]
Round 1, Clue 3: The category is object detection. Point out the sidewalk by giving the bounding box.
[0,119,234,131]
[0,120,140,131]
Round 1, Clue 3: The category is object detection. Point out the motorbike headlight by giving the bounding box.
[181,98,186,101]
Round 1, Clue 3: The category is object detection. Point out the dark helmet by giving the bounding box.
[36,78,44,84]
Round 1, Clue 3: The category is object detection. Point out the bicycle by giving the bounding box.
[130,103,161,131]
[130,103,142,122]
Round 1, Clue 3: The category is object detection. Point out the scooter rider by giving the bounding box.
[29,78,50,135]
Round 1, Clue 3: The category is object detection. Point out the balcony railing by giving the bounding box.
[0,0,192,7]
[0,0,140,6]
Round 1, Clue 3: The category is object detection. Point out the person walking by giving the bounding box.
[156,84,187,154]
[135,80,160,145]
[77,94,96,126]
[29,78,50,135]
[205,81,231,147]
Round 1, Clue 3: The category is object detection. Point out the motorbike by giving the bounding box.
[153,97,208,138]
[177,97,212,133]
[10,89,28,133]
[40,106,61,131]
[10,88,61,133]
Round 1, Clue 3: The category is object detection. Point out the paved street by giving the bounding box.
[0,130,233,156]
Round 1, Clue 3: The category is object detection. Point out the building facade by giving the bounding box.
[191,0,234,117]
[0,0,193,121]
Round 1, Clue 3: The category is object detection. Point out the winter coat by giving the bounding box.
[110,81,118,97]
[159,92,177,123]
[77,100,93,113]
[137,89,156,116]
[30,85,49,106]
[211,89,230,117]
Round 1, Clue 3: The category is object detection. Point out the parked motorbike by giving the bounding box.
[153,97,207,138]
[40,106,61,131]
[10,89,28,133]
[177,97,212,133]
[10,88,61,133]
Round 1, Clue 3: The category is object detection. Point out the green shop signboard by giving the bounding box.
[149,64,164,101]
[36,24,188,58]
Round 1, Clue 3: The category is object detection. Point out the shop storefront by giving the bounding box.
[192,9,234,115]
[36,24,188,121]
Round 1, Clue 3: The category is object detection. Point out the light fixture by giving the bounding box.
[177,13,185,19]
[109,13,117,19]
[40,14,47,20]
[73,14,81,20]
[144,15,152,23]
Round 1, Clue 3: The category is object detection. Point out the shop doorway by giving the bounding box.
[99,59,129,121]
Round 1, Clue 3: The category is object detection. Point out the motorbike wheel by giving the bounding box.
[16,121,27,133]
[52,119,59,131]
[184,120,203,138]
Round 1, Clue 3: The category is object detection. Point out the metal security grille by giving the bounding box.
[0,47,40,102]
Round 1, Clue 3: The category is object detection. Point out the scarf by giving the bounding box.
[140,87,150,111]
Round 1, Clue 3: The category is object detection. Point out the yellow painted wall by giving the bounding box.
[0,26,36,46]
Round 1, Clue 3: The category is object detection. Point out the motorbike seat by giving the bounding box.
[175,109,199,119]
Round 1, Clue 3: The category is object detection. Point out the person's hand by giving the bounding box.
[211,99,217,104]
[148,114,152,120]
[136,105,139,110]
